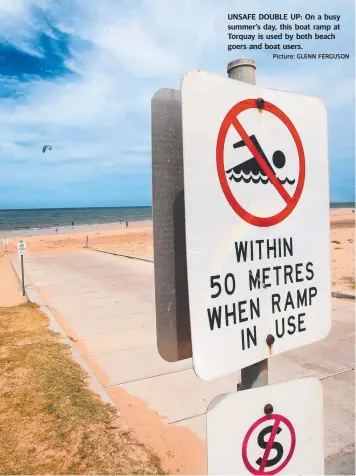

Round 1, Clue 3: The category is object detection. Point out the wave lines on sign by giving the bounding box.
[227,170,295,185]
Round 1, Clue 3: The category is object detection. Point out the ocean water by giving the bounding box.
[330,202,355,209]
[0,207,152,231]
[0,203,353,232]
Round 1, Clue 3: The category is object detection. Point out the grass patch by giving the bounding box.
[341,276,356,290]
[0,303,166,475]
[331,240,341,244]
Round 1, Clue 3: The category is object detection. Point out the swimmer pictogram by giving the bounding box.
[216,98,306,227]
[225,135,295,185]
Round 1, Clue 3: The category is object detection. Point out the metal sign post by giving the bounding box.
[152,57,329,475]
[227,58,268,391]
[21,255,25,296]
[17,241,26,297]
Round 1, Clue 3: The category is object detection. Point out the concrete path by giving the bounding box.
[17,250,355,474]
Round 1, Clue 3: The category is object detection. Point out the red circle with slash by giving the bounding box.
[216,99,305,227]
[242,414,296,475]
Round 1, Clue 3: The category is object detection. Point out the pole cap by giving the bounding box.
[227,58,256,74]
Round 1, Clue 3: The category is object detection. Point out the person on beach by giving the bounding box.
[55,225,58,233]
[126,221,128,228]
[72,221,74,227]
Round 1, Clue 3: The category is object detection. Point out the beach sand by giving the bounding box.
[0,254,27,306]
[0,221,153,259]
[0,209,354,292]
[330,208,355,291]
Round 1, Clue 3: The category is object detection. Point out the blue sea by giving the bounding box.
[0,203,354,233]
[330,202,355,209]
[0,206,152,232]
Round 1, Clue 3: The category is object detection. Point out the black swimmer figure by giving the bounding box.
[226,135,294,185]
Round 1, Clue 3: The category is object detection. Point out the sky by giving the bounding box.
[0,0,354,209]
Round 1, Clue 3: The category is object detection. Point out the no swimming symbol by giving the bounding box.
[216,99,306,227]
[242,414,296,475]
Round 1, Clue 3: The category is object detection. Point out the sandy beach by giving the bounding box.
[329,208,355,291]
[0,209,354,293]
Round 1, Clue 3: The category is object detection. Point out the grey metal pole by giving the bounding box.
[21,254,25,296]
[85,235,88,248]
[227,57,268,390]
[227,58,256,84]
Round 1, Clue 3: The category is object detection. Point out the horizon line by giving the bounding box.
[0,201,355,212]
[0,205,152,211]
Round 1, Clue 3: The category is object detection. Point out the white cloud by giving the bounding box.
[94,22,182,78]
[259,72,355,108]
[0,0,354,205]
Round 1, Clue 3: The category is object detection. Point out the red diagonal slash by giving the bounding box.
[258,416,282,472]
[231,116,292,204]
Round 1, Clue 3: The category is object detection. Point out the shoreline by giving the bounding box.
[0,219,153,238]
[0,207,354,238]
[0,208,354,299]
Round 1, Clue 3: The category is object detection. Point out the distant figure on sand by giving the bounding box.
[126,221,128,228]
[55,225,58,233]
[72,221,74,227]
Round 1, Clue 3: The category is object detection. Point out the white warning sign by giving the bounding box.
[181,70,331,380]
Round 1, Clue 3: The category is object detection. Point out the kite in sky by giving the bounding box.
[42,145,52,153]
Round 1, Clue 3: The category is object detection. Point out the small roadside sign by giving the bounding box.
[3,238,8,246]
[207,377,324,475]
[17,241,26,256]
[181,70,331,380]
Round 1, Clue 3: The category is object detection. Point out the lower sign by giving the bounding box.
[207,377,324,475]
